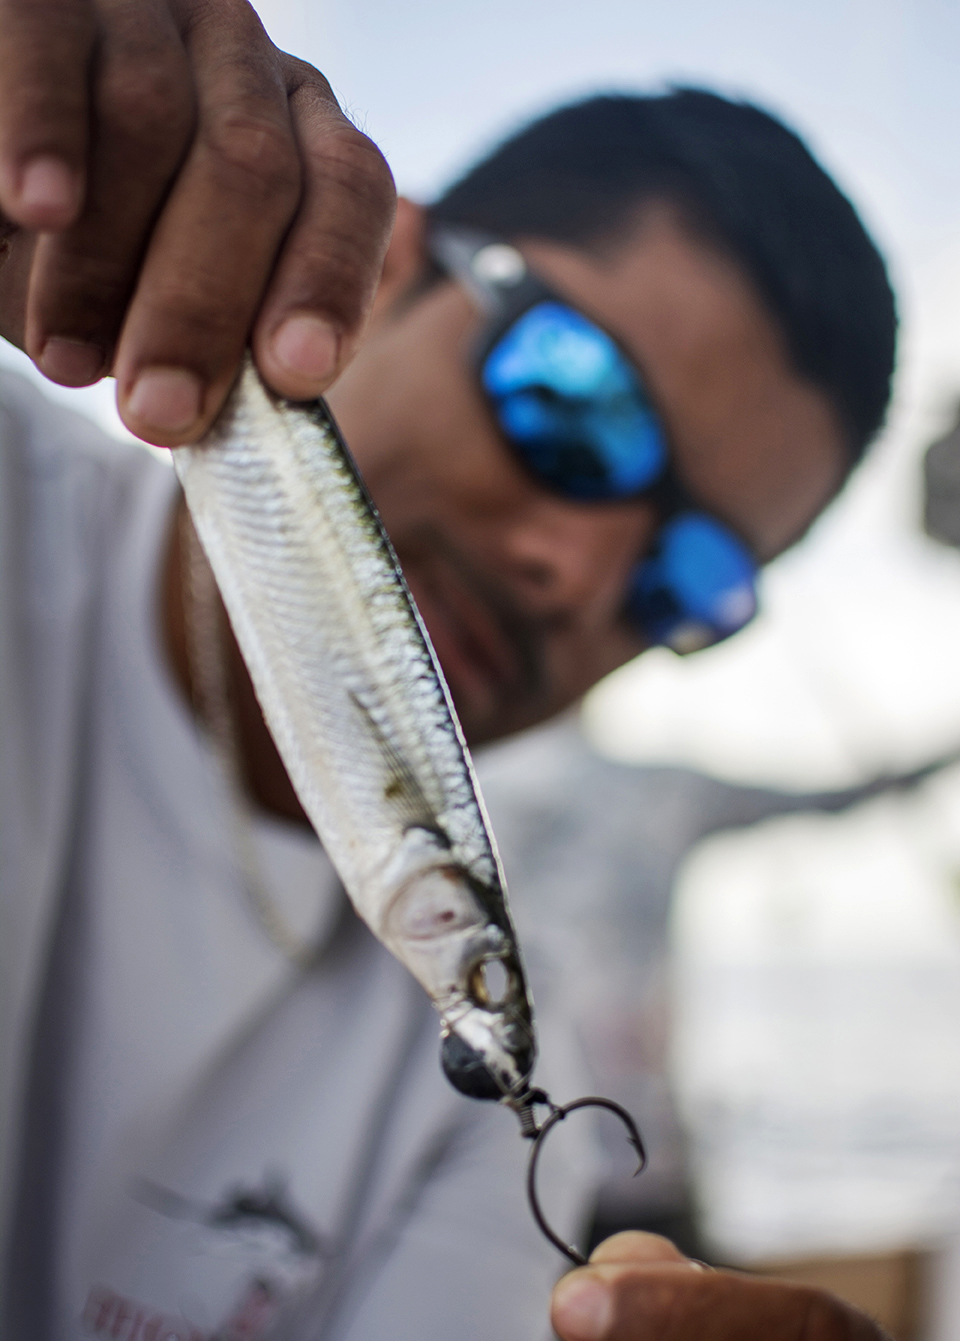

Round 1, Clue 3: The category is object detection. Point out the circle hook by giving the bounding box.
[524,1095,647,1266]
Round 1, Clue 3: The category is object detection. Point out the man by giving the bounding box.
[0,1,897,1337]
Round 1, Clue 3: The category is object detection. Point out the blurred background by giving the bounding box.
[4,1,960,1336]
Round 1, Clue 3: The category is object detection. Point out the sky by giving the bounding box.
[3,0,959,788]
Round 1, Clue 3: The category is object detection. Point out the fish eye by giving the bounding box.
[470,958,512,1008]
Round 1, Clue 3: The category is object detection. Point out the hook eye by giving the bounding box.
[520,1094,647,1267]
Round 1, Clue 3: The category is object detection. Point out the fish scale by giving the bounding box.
[175,356,536,1102]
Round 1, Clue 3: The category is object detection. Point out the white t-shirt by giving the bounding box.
[0,371,592,1340]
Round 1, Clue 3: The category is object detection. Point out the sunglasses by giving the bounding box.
[429,226,759,654]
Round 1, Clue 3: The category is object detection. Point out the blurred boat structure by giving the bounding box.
[925,409,960,550]
[474,715,959,1248]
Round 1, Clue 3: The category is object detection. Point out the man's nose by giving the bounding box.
[497,495,656,619]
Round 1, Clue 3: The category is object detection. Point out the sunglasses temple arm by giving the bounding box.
[428,229,505,317]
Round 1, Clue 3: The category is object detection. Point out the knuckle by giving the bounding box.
[147,272,239,339]
[289,78,395,209]
[203,110,300,202]
[306,125,396,243]
[99,61,194,151]
[325,126,395,202]
[279,52,337,107]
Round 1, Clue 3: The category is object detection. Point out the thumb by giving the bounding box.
[551,1233,698,1341]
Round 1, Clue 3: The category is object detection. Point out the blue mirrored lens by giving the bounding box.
[627,513,758,652]
[482,302,666,500]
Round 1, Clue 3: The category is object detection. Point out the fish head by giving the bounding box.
[379,827,536,1101]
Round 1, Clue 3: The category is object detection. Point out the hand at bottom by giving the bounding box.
[551,1233,891,1341]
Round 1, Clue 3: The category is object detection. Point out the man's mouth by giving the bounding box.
[394,530,543,730]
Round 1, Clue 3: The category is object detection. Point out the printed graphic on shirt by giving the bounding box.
[84,1275,282,1341]
[81,1173,329,1339]
[134,1175,330,1259]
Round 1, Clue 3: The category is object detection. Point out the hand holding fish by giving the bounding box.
[551,1234,891,1341]
[0,0,395,444]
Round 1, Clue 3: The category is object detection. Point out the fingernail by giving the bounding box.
[17,156,80,227]
[127,367,203,437]
[271,315,339,386]
[553,1277,613,1341]
[38,337,106,387]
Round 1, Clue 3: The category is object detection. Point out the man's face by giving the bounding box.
[327,202,846,746]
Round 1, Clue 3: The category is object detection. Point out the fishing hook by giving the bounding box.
[513,1089,647,1266]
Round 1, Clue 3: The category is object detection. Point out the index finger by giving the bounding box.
[110,1,306,443]
[250,56,396,401]
[0,0,95,229]
[552,1264,888,1341]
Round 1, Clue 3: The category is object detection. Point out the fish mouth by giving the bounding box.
[395,527,545,736]
[439,955,536,1102]
[441,1023,536,1101]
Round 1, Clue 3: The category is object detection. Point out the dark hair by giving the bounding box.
[430,89,897,461]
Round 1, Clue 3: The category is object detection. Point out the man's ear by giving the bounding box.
[369,197,428,323]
